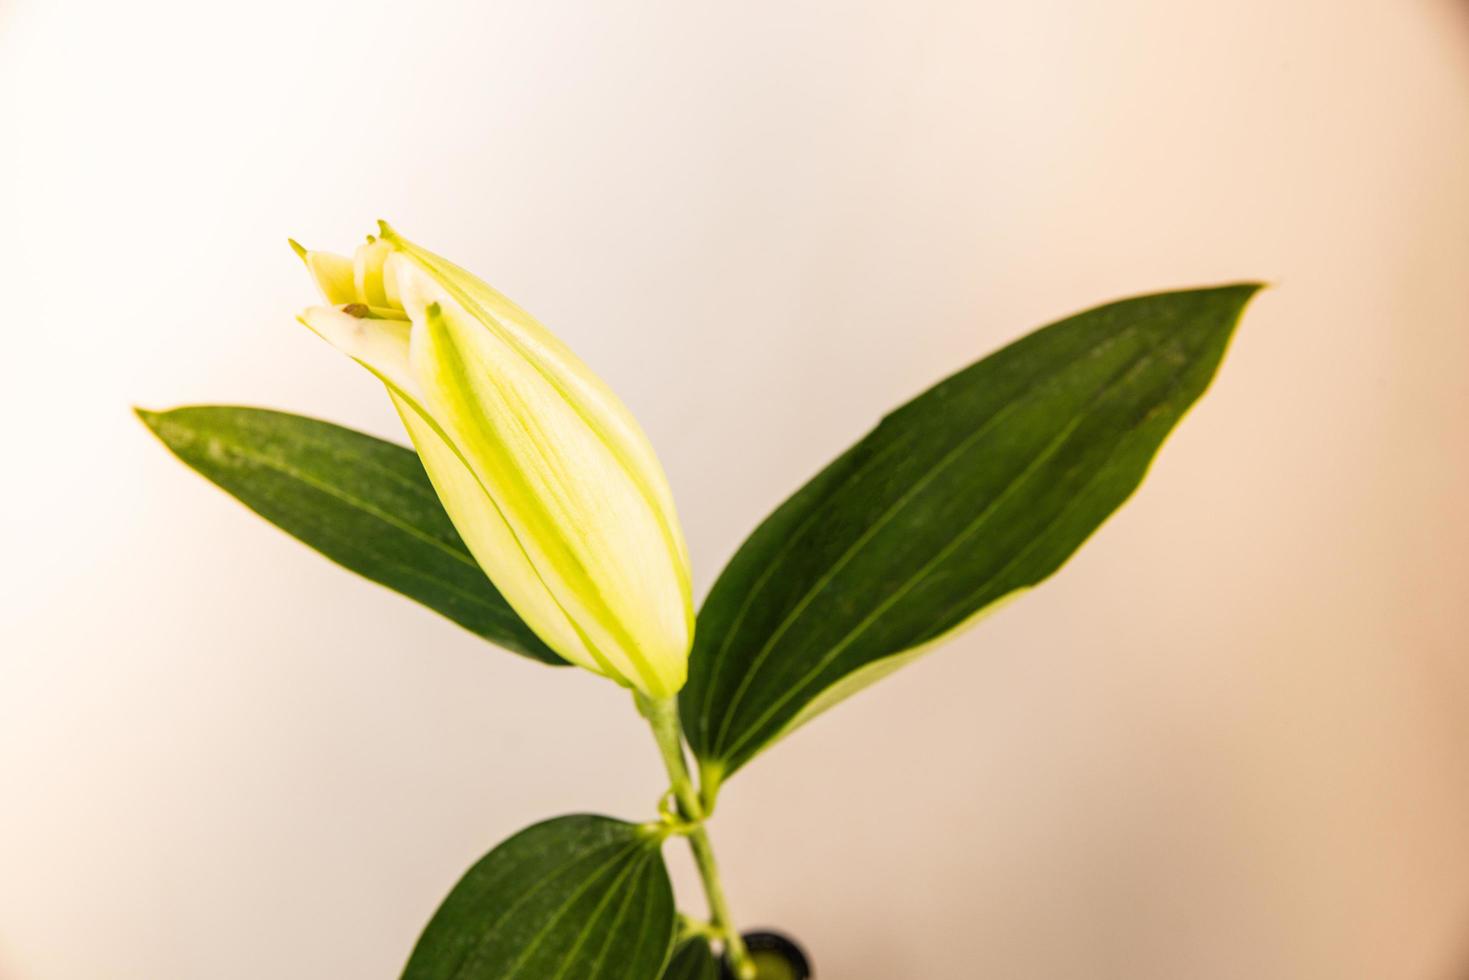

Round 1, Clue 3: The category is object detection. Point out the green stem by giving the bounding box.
[639,694,755,980]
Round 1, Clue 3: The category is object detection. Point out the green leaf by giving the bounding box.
[403,814,676,980]
[660,937,719,980]
[137,405,561,665]
[682,285,1260,779]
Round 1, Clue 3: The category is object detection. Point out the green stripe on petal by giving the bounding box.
[389,390,605,677]
[408,290,689,698]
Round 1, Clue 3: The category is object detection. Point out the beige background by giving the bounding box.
[3,1,1469,977]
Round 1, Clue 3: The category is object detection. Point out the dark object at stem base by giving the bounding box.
[722,931,812,980]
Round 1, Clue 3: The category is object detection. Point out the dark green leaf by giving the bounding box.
[137,405,560,665]
[682,285,1260,778]
[403,814,675,980]
[660,937,719,980]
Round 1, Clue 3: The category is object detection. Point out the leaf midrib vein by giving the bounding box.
[721,331,1208,765]
[452,836,642,979]
[707,319,1157,754]
[202,435,480,570]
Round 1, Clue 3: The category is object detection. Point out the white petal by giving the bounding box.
[304,250,357,304]
[353,239,396,308]
[299,305,422,403]
[387,390,603,676]
[402,279,690,697]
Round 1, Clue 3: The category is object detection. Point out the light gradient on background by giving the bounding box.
[3,1,1468,978]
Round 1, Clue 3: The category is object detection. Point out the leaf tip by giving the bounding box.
[1219,280,1270,306]
[1223,281,1269,325]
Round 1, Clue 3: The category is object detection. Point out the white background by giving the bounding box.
[3,1,1469,977]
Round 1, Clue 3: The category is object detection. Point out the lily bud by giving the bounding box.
[292,224,694,698]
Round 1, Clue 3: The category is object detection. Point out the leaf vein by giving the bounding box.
[708,320,1155,755]
[720,339,1195,762]
[211,439,480,570]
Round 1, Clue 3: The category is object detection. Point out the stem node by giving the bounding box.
[637,693,754,978]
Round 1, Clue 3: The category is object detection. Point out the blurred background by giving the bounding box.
[3,1,1468,977]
